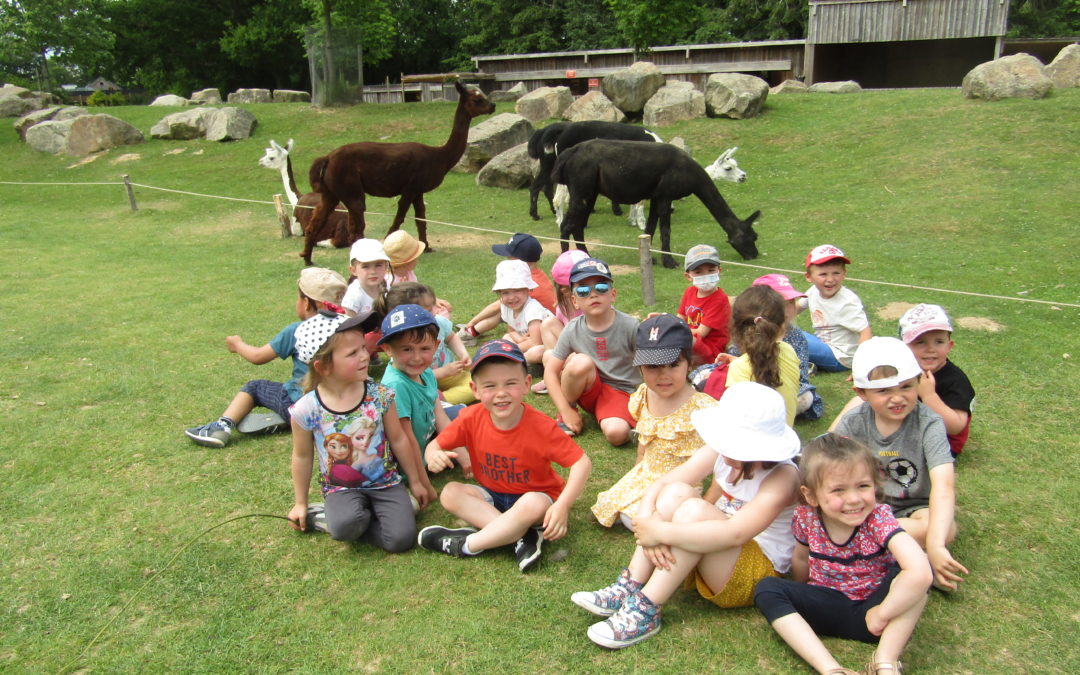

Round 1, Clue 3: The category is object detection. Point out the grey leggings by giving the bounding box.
[324,483,416,553]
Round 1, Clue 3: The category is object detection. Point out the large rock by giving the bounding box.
[771,79,809,94]
[602,61,665,115]
[1046,43,1080,89]
[0,84,31,99]
[705,73,769,119]
[150,108,214,139]
[205,106,258,141]
[476,142,535,189]
[273,89,311,103]
[14,106,87,140]
[809,80,862,94]
[191,88,222,104]
[562,90,626,123]
[227,88,272,103]
[454,112,533,173]
[962,53,1053,100]
[515,86,573,122]
[643,81,705,126]
[0,96,39,118]
[26,114,143,156]
[668,136,692,157]
[150,94,190,106]
[490,82,527,103]
[24,120,71,154]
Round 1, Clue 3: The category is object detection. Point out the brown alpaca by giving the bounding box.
[302,80,495,265]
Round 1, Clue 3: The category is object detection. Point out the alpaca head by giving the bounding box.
[259,138,293,171]
[726,210,761,260]
[454,80,496,118]
[705,147,746,183]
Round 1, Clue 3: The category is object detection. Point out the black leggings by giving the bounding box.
[753,565,899,644]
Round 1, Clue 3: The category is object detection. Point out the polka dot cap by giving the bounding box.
[295,311,349,364]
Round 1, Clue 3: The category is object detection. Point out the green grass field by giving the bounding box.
[1,88,1078,673]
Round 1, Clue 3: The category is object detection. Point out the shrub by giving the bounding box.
[87,90,126,106]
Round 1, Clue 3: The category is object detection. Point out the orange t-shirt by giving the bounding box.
[530,267,556,313]
[434,403,584,500]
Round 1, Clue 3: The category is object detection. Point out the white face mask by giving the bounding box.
[692,273,720,292]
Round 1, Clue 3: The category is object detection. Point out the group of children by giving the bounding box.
[184,232,975,673]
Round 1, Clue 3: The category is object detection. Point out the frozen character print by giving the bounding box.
[347,416,387,483]
[326,432,367,488]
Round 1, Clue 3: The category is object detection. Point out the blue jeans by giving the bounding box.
[802,330,849,372]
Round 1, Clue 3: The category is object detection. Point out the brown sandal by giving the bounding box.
[865,657,903,675]
[827,669,861,675]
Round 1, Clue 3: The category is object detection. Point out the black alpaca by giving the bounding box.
[551,139,761,269]
[528,121,661,221]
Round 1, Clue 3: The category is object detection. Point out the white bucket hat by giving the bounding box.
[491,259,538,291]
[690,382,800,462]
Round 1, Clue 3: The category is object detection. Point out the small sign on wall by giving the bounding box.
[588,78,599,89]
[565,69,577,78]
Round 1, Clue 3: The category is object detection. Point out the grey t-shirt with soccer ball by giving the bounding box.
[835,401,953,517]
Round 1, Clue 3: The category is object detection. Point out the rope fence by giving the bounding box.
[1,177,1076,310]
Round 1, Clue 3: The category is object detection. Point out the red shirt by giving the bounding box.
[679,286,731,361]
[435,403,584,500]
[530,267,557,313]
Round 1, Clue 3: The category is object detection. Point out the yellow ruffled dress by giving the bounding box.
[591,385,716,527]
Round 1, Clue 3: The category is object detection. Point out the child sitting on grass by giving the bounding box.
[184,266,346,448]
[833,337,969,591]
[382,230,452,317]
[754,433,932,675]
[420,339,592,572]
[801,244,872,372]
[677,244,730,365]
[492,259,552,366]
[533,249,589,394]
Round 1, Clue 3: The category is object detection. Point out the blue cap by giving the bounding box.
[632,314,692,366]
[491,233,543,263]
[376,304,436,345]
[472,339,526,368]
[568,257,613,283]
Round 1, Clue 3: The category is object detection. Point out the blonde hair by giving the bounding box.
[798,433,882,503]
[730,285,786,389]
[301,331,352,392]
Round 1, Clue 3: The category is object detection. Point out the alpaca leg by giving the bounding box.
[610,200,623,217]
[340,195,367,245]
[302,198,335,265]
[412,196,433,253]
[528,170,547,221]
[657,203,677,269]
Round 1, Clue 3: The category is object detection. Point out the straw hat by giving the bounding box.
[383,230,426,266]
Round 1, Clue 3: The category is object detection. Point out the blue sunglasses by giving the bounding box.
[573,282,612,298]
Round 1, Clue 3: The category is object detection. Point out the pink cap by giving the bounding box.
[550,249,589,286]
[899,304,954,343]
[753,273,806,301]
[805,244,851,268]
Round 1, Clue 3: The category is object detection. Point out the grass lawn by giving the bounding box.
[1,87,1078,674]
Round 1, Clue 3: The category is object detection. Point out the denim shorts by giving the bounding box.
[473,485,553,513]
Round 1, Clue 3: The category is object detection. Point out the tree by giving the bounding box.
[604,0,703,53]
[0,0,113,90]
[1007,0,1080,37]
[220,0,313,89]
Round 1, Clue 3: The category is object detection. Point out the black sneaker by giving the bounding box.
[417,526,475,557]
[514,527,543,572]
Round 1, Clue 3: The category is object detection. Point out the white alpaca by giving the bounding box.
[259,138,303,237]
[554,146,747,232]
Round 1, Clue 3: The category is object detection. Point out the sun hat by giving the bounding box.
[568,257,613,284]
[472,339,527,369]
[349,238,391,264]
[752,273,806,301]
[804,244,851,268]
[852,336,923,389]
[898,303,954,344]
[689,382,800,462]
[632,314,693,366]
[383,230,426,266]
[550,249,590,286]
[298,267,348,305]
[491,233,543,263]
[491,259,538,291]
[376,303,437,345]
[294,310,350,363]
[684,244,722,272]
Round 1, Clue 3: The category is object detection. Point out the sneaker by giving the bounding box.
[571,567,643,617]
[555,415,576,437]
[514,527,543,572]
[454,324,478,346]
[587,590,662,649]
[184,419,232,448]
[237,411,286,435]
[417,526,476,557]
[409,493,420,514]
[531,380,548,395]
[305,503,329,534]
[627,428,640,448]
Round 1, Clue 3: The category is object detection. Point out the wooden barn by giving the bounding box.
[805,0,1011,87]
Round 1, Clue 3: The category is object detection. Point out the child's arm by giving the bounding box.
[541,454,592,541]
[864,531,933,636]
[226,336,278,365]
[925,463,968,589]
[287,418,315,530]
[858,325,873,343]
[693,324,712,339]
[424,437,472,478]
[544,354,582,434]
[387,404,436,508]
[445,331,471,365]
[433,399,452,433]
[917,371,970,435]
[515,319,544,351]
[789,542,810,583]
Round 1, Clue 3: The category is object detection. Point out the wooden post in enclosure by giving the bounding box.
[638,234,655,306]
[122,174,138,212]
[273,194,291,238]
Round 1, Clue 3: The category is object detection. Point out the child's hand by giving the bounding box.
[458,355,472,369]
[542,502,570,540]
[864,605,889,636]
[643,544,675,570]
[918,369,937,400]
[287,503,308,531]
[225,335,245,353]
[560,407,583,435]
[713,352,735,365]
[425,447,457,473]
[928,546,968,591]
[412,481,437,510]
[631,513,663,548]
[435,298,453,315]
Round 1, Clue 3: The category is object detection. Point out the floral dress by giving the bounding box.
[591,385,716,526]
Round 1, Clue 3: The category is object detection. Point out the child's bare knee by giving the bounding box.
[440,481,469,510]
[672,497,714,524]
[600,418,631,445]
[655,482,696,518]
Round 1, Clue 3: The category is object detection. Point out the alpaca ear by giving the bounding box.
[270,139,281,151]
[286,138,294,153]
[454,79,467,95]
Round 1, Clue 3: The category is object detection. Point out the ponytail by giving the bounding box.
[729,286,787,390]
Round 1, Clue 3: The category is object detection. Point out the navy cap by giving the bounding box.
[568,257,613,284]
[632,314,693,366]
[491,233,543,263]
[376,303,436,345]
[472,339,527,369]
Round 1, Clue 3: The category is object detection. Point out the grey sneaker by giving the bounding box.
[571,567,643,617]
[238,411,286,434]
[514,527,543,572]
[305,503,329,533]
[418,526,476,557]
[184,419,232,448]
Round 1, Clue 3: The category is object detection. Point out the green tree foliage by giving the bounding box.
[220,0,313,89]
[1007,0,1080,37]
[604,0,702,53]
[0,0,113,90]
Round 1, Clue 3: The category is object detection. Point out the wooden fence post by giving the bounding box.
[273,194,291,238]
[638,234,655,306]
[122,174,138,211]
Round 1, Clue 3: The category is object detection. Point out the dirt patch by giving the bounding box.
[876,301,915,321]
[111,153,141,164]
[609,264,638,277]
[66,154,101,169]
[163,148,186,156]
[957,316,1004,332]
[430,229,491,250]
